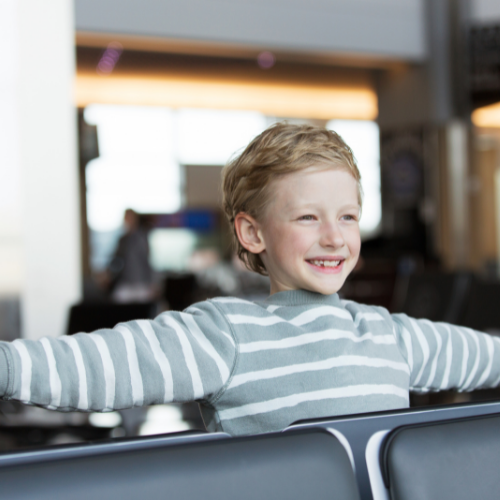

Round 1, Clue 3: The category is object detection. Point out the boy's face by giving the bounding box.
[258,167,361,295]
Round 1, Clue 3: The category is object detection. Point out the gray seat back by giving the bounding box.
[287,400,500,500]
[0,428,360,500]
[382,414,500,500]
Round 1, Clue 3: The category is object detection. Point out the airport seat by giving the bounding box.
[286,400,500,500]
[0,428,360,500]
[393,271,472,323]
[66,302,157,335]
[458,279,500,332]
[163,272,198,311]
[379,414,500,500]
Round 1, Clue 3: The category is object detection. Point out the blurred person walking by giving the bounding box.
[108,209,155,303]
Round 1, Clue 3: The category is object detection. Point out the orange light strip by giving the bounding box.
[75,71,377,120]
[472,102,500,128]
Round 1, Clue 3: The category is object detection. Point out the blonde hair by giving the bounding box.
[222,122,362,275]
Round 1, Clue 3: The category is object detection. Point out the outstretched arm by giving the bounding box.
[0,300,236,412]
[391,313,500,393]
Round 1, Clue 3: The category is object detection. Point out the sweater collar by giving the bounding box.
[260,289,341,307]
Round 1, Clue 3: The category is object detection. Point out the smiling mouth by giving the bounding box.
[307,259,344,268]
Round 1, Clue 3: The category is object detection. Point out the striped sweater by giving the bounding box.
[0,290,499,436]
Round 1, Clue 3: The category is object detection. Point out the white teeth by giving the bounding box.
[311,260,341,267]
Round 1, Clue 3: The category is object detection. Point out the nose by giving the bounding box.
[320,221,345,249]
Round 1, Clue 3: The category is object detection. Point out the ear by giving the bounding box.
[234,212,266,255]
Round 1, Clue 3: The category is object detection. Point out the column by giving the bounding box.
[0,0,81,339]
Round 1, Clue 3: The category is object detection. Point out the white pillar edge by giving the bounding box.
[14,0,81,339]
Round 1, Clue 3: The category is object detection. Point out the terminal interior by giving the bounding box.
[3,1,500,491]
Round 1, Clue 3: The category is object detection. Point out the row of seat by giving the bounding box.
[1,400,500,499]
[395,271,500,332]
[68,272,500,336]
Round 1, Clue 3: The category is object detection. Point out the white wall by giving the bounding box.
[0,0,81,339]
[0,2,23,300]
[75,0,426,62]
[472,0,500,23]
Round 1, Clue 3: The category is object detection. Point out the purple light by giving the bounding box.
[96,42,123,76]
[257,51,275,69]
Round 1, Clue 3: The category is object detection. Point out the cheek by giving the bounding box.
[346,229,361,257]
[267,226,309,260]
[284,230,314,259]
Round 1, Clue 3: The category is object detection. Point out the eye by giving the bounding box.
[298,215,316,221]
[341,214,358,222]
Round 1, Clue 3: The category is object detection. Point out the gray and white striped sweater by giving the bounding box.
[0,290,499,436]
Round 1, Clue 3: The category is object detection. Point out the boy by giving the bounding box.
[0,123,499,436]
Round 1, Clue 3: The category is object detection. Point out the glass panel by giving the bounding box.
[327,119,382,238]
[176,108,267,165]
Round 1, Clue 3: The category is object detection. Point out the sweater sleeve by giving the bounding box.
[0,300,236,412]
[391,313,500,392]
